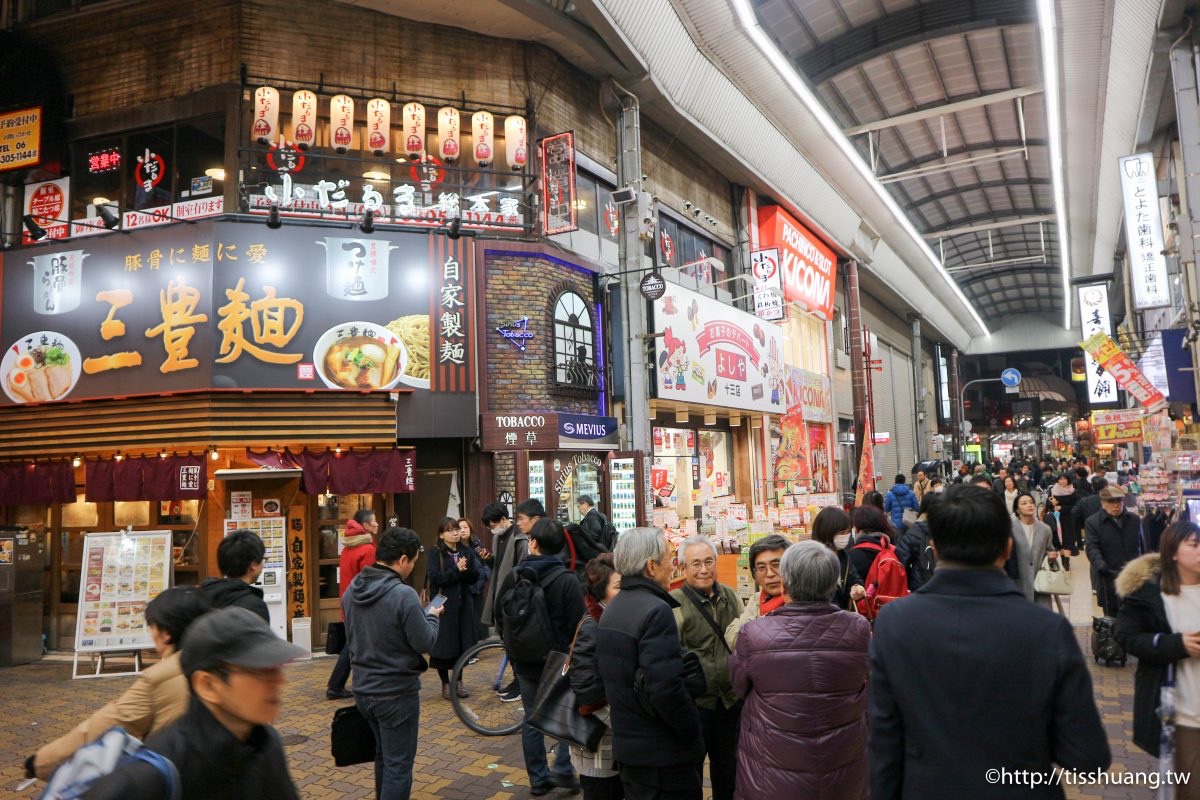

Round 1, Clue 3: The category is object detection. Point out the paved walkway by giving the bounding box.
[0,556,1164,799]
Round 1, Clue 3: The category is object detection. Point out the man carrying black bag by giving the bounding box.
[496,519,586,796]
[343,527,442,800]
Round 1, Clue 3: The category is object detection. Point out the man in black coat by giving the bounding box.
[597,527,704,800]
[200,529,271,624]
[1085,485,1143,615]
[1072,476,1106,532]
[869,484,1110,800]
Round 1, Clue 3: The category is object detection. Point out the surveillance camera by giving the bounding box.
[692,208,702,218]
[683,201,693,211]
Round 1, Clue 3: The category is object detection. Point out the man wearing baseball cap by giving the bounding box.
[1085,484,1143,616]
[83,606,307,799]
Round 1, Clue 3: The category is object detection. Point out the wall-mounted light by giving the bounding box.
[98,204,120,230]
[359,209,375,235]
[675,408,689,424]
[751,416,763,429]
[445,216,462,240]
[362,170,389,181]
[22,215,47,241]
[159,449,168,459]
[209,448,220,461]
[704,412,717,426]
[729,414,741,427]
[113,452,124,462]
[334,444,343,457]
[72,455,82,468]
[266,203,282,230]
[204,167,226,181]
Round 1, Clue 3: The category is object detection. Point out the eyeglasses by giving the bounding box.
[685,558,716,571]
[753,559,782,576]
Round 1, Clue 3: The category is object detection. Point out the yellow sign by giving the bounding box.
[0,107,42,172]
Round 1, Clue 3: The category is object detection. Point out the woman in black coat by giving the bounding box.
[810,506,866,609]
[1114,522,1200,759]
[427,515,480,700]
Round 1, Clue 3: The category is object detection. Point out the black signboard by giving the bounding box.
[640,271,666,301]
[541,132,578,236]
[1,223,479,435]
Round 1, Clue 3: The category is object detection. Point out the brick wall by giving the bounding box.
[494,452,516,500]
[484,251,600,415]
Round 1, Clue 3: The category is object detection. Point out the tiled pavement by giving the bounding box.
[0,555,1166,800]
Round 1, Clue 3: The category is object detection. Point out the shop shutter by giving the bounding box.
[889,344,917,477]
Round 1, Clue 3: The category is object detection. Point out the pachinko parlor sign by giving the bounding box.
[0,221,474,406]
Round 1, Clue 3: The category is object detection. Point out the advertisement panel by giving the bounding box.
[0,107,42,172]
[1080,331,1167,412]
[756,206,837,320]
[74,531,173,655]
[750,248,784,321]
[23,178,70,244]
[789,367,833,423]
[1091,409,1144,444]
[1077,283,1118,406]
[652,281,787,414]
[541,132,578,235]
[1118,153,1171,309]
[2,223,478,432]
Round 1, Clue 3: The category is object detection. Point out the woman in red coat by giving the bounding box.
[729,540,871,800]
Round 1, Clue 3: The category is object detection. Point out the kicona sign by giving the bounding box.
[757,206,837,321]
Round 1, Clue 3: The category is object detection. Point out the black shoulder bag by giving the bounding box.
[681,584,732,654]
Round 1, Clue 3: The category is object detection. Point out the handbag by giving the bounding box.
[902,508,919,527]
[526,621,607,752]
[1034,556,1071,595]
[325,622,346,656]
[331,704,376,767]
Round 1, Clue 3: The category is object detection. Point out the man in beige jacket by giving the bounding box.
[27,587,210,781]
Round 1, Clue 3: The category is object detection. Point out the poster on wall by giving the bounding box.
[74,531,173,655]
[224,517,286,573]
[774,409,812,488]
[808,423,832,493]
[1,223,478,435]
[652,282,786,414]
[23,177,70,244]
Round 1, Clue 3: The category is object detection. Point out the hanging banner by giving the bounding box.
[1118,153,1171,309]
[541,132,578,235]
[750,248,784,321]
[1091,409,1143,444]
[1143,410,1174,453]
[1080,331,1166,412]
[1077,283,1118,406]
[854,417,876,506]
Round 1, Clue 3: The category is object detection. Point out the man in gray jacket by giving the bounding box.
[344,527,442,800]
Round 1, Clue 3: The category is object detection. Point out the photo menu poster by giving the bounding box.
[75,531,173,653]
[224,517,286,572]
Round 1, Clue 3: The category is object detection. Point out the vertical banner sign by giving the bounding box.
[1080,331,1167,412]
[23,177,70,244]
[750,248,784,321]
[1118,153,1171,309]
[1077,284,1117,406]
[541,132,578,235]
[0,106,42,172]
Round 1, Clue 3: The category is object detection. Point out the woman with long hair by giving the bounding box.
[459,517,492,641]
[427,516,481,699]
[1116,521,1200,793]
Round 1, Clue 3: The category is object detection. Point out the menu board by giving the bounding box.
[75,531,173,653]
[224,517,286,571]
[609,458,638,533]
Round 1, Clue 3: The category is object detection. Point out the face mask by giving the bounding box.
[833,533,851,550]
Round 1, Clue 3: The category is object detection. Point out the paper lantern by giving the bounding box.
[329,94,355,154]
[472,110,494,167]
[504,115,527,172]
[402,102,425,160]
[366,98,391,157]
[291,89,317,150]
[252,87,279,144]
[438,107,461,162]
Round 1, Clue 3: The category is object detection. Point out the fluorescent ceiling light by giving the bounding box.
[1036,0,1072,329]
[731,0,990,337]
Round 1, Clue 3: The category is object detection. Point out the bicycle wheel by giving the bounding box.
[450,639,523,736]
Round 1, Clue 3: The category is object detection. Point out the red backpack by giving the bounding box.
[853,534,910,620]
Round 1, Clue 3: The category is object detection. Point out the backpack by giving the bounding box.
[601,517,619,551]
[41,726,180,800]
[499,567,568,663]
[853,535,910,621]
[902,523,936,591]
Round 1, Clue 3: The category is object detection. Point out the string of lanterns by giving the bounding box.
[251,87,527,172]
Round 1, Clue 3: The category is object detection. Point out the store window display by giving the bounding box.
[652,426,733,519]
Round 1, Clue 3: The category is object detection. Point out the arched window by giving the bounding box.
[553,291,595,387]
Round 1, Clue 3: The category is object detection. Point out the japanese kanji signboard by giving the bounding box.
[1077,283,1118,407]
[1118,153,1171,310]
[1079,331,1166,412]
[0,107,41,172]
[1,223,478,434]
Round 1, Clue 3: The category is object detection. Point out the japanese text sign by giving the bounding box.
[1118,153,1171,310]
[756,206,837,320]
[1080,331,1166,412]
[541,132,578,236]
[1077,283,1118,406]
[0,107,41,172]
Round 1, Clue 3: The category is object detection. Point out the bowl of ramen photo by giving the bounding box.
[313,322,408,391]
[1,331,82,404]
[385,314,431,389]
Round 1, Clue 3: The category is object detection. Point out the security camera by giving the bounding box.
[683,201,693,211]
[692,208,702,218]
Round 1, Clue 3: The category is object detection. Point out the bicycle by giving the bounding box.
[450,638,524,736]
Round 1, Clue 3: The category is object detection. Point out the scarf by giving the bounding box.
[760,591,787,615]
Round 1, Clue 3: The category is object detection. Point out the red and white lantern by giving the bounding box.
[402,102,426,160]
[252,87,279,144]
[438,107,461,162]
[504,115,527,172]
[366,98,391,157]
[291,89,317,150]
[329,94,355,154]
[472,110,493,167]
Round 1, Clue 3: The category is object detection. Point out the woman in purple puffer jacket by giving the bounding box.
[729,540,871,800]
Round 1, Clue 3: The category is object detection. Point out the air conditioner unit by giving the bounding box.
[834,348,851,371]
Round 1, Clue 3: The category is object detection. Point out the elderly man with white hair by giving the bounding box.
[729,540,872,800]
[596,527,704,800]
[670,534,742,800]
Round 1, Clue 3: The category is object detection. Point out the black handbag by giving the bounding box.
[331,704,376,766]
[526,621,607,752]
[325,622,346,656]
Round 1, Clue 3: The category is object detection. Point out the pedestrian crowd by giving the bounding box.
[23,464,1191,800]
